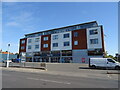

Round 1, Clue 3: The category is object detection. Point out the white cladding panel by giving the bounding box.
[87,27,102,49]
[51,31,72,51]
[26,36,41,52]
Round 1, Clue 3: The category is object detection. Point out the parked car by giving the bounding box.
[89,58,120,70]
[12,58,21,63]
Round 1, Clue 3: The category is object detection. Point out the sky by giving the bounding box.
[2,2,118,56]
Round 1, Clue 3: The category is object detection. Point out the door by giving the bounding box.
[107,59,116,68]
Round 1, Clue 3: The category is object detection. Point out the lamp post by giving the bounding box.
[6,44,10,68]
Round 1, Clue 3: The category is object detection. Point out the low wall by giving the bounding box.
[2,62,89,72]
[46,63,88,72]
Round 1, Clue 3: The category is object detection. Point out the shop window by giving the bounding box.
[62,50,72,56]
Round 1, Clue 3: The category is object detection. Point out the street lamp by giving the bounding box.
[6,44,10,67]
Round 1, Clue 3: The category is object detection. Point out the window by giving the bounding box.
[43,37,48,41]
[53,43,58,47]
[28,45,32,49]
[63,33,69,38]
[21,46,25,50]
[43,44,48,48]
[89,29,98,35]
[90,38,98,44]
[51,51,60,56]
[74,41,78,45]
[28,39,32,43]
[35,45,39,49]
[88,49,103,56]
[21,40,25,44]
[35,38,39,42]
[74,32,78,37]
[62,50,72,56]
[53,35,58,40]
[107,59,115,63]
[64,41,70,46]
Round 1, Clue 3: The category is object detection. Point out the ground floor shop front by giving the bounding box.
[22,49,104,64]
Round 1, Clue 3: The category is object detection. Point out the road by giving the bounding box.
[2,69,118,88]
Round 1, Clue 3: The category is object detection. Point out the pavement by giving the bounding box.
[2,68,119,88]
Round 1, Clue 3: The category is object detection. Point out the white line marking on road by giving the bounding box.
[27,77,71,85]
[107,74,111,79]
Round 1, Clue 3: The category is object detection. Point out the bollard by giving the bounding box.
[6,61,9,68]
[40,63,46,70]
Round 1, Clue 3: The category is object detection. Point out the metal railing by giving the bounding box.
[2,62,47,70]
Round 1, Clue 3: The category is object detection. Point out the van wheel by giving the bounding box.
[91,65,96,69]
[115,66,120,70]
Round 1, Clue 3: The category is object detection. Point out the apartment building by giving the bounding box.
[19,21,105,63]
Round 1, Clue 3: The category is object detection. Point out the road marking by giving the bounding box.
[27,77,71,85]
[107,74,111,79]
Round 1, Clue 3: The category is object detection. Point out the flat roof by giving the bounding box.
[25,21,98,36]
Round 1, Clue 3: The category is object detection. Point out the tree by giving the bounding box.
[15,53,19,58]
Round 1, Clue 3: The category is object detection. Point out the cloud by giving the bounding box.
[8,12,33,25]
[6,21,19,26]
[3,4,42,32]
[10,12,33,23]
[5,11,34,28]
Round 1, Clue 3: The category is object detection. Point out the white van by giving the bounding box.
[89,58,120,69]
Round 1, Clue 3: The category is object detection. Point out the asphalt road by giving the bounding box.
[2,69,118,88]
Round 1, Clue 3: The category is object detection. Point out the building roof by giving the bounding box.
[1,52,14,55]
[25,21,98,36]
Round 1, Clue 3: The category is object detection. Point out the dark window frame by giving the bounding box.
[74,32,78,37]
[63,33,70,38]
[89,29,98,35]
[64,41,70,46]
[53,43,58,47]
[90,38,98,44]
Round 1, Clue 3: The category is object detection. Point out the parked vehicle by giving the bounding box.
[12,58,21,63]
[2,60,12,63]
[89,58,120,70]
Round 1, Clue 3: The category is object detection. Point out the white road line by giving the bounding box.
[107,74,111,79]
[27,77,71,85]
